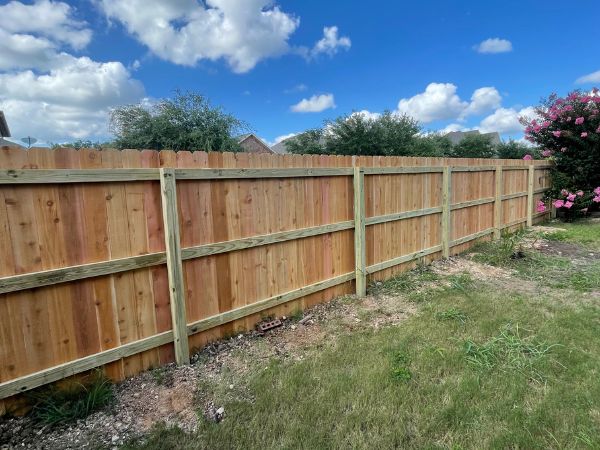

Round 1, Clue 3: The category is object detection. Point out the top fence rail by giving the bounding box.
[0,164,554,184]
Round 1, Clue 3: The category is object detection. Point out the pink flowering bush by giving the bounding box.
[521,89,600,197]
[551,187,599,220]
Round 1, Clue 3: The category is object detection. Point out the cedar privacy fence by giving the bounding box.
[0,147,551,407]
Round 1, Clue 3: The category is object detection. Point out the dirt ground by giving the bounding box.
[0,226,595,449]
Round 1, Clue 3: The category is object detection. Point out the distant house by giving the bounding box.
[237,133,273,154]
[270,138,290,154]
[444,130,501,146]
[0,111,20,147]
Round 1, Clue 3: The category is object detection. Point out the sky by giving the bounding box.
[1,0,599,147]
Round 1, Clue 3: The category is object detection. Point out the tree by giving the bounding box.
[51,139,112,150]
[286,111,421,156]
[449,134,497,158]
[521,88,600,191]
[409,133,452,157]
[109,91,248,151]
[284,129,325,155]
[495,139,539,160]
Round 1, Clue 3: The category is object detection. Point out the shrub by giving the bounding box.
[521,89,600,204]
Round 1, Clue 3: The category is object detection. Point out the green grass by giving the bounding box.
[28,371,114,426]
[542,219,600,249]
[123,221,600,450]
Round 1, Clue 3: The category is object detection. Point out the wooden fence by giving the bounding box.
[0,147,552,407]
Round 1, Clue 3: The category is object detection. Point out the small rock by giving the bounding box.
[229,384,234,389]
[111,435,119,443]
[291,325,296,330]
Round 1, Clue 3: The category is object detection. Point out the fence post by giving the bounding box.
[159,168,190,365]
[353,166,366,296]
[494,165,503,239]
[441,166,452,258]
[527,164,535,227]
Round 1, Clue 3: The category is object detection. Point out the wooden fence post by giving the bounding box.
[494,165,503,239]
[353,167,366,296]
[159,168,190,365]
[441,166,451,258]
[527,165,535,227]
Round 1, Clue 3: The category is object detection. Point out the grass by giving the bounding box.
[542,219,600,249]
[122,221,600,450]
[28,371,114,426]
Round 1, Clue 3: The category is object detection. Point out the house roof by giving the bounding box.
[0,111,10,137]
[236,133,273,153]
[444,130,501,145]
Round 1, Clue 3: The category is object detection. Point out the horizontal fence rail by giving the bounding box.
[0,147,552,403]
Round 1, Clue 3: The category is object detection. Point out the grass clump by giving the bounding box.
[436,308,469,324]
[390,351,412,382]
[28,371,114,426]
[463,323,558,382]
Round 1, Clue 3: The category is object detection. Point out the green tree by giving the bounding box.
[286,111,421,156]
[409,133,453,157]
[109,91,248,151]
[449,134,497,158]
[284,129,325,154]
[51,139,113,150]
[495,139,539,159]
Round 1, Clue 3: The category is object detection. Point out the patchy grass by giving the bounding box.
[28,372,114,426]
[542,219,600,249]
[122,221,600,449]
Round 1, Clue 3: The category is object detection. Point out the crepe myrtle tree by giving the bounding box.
[521,88,600,215]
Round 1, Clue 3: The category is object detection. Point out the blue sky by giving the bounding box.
[1,0,599,146]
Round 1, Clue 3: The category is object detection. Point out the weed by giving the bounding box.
[150,366,171,386]
[28,371,114,426]
[463,323,558,382]
[436,308,469,324]
[390,351,412,382]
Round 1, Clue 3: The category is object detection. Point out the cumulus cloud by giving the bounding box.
[274,132,298,143]
[575,69,600,85]
[291,94,335,113]
[462,87,502,117]
[396,83,468,123]
[0,0,91,49]
[478,106,536,134]
[311,26,351,57]
[474,38,513,54]
[396,83,503,124]
[0,56,145,140]
[0,0,144,141]
[350,110,381,120]
[98,0,300,73]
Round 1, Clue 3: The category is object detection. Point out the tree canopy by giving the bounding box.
[109,91,248,151]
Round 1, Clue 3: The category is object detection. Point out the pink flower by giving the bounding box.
[567,193,576,202]
[553,199,565,208]
[560,147,567,152]
[581,132,588,138]
[560,189,569,196]
[523,154,533,160]
[553,131,562,137]
[564,201,574,209]
[542,149,552,157]
[536,201,546,213]
[533,125,542,133]
[575,117,585,125]
[576,190,584,197]
[593,196,600,203]
[594,187,600,195]
[564,104,574,111]
[566,116,572,122]
[542,121,551,128]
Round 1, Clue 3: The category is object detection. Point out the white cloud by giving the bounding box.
[462,87,501,117]
[576,70,600,85]
[311,26,351,57]
[439,123,470,134]
[478,106,536,134]
[291,93,335,113]
[350,110,381,120]
[396,83,468,123]
[0,56,145,140]
[0,1,145,141]
[0,0,91,50]
[274,132,298,144]
[474,38,513,54]
[396,83,504,124]
[98,0,299,73]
